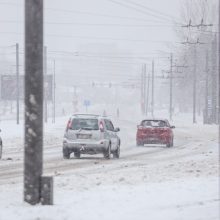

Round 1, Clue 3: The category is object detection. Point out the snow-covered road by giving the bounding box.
[0,117,219,220]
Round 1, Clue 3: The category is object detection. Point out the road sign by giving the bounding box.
[84,100,91,107]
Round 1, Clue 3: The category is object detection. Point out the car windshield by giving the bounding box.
[71,118,99,130]
[142,120,168,127]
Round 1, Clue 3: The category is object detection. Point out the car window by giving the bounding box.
[71,118,99,130]
[142,120,168,127]
[104,120,114,131]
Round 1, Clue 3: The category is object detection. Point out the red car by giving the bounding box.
[136,119,175,147]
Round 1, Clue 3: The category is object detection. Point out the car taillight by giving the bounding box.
[99,121,104,132]
[66,119,72,131]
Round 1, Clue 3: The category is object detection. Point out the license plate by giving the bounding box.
[77,134,90,139]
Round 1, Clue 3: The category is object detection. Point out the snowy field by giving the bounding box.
[0,113,219,220]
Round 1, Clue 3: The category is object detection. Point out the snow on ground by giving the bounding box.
[0,112,219,220]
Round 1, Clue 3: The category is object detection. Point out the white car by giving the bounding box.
[63,114,121,159]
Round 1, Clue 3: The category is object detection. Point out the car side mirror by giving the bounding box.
[170,126,175,129]
[114,127,120,132]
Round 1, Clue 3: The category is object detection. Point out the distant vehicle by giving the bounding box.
[0,129,2,159]
[136,119,175,147]
[63,114,121,159]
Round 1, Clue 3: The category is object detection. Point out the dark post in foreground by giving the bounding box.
[24,0,53,205]
[24,0,43,205]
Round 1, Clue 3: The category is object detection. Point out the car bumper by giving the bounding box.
[137,136,171,145]
[63,140,108,154]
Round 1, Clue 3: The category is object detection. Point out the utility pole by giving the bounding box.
[205,50,209,124]
[140,67,144,114]
[146,72,150,116]
[193,45,197,123]
[25,0,53,206]
[143,64,147,115]
[24,0,43,205]
[16,43,19,125]
[211,35,218,124]
[151,60,154,117]
[218,0,220,124]
[44,46,48,123]
[169,53,173,121]
[52,59,56,123]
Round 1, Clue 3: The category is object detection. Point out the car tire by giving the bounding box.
[166,139,173,148]
[74,152,81,159]
[0,142,2,159]
[170,138,174,147]
[63,148,70,159]
[104,144,111,159]
[113,145,120,159]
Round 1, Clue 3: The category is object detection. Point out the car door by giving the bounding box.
[104,119,117,150]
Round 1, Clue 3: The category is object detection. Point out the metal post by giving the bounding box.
[218,0,220,125]
[146,72,150,116]
[52,60,55,123]
[44,46,48,123]
[16,43,19,125]
[151,60,154,117]
[211,35,217,124]
[143,64,146,114]
[24,0,44,205]
[205,50,209,124]
[193,45,197,124]
[141,65,145,114]
[170,53,173,121]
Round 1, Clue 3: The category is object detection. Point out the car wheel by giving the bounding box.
[113,145,120,159]
[166,140,173,148]
[170,138,174,147]
[74,152,81,159]
[63,148,70,159]
[0,142,2,159]
[104,144,111,159]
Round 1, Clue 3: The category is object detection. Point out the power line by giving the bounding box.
[0,1,171,24]
[48,50,169,59]
[121,0,181,22]
[104,0,183,25]
[0,31,175,43]
[0,20,176,28]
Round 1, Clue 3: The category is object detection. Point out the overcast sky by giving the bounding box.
[0,0,183,83]
[0,0,181,52]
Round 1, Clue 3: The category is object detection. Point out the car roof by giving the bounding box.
[71,114,109,120]
[141,118,169,122]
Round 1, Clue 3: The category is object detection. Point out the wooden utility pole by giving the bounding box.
[143,64,147,115]
[146,72,150,116]
[218,0,220,124]
[193,45,197,124]
[151,60,154,117]
[169,53,173,121]
[204,50,209,124]
[140,67,144,114]
[16,43,19,125]
[52,60,56,123]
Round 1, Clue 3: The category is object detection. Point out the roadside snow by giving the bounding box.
[0,177,218,220]
[0,114,219,220]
